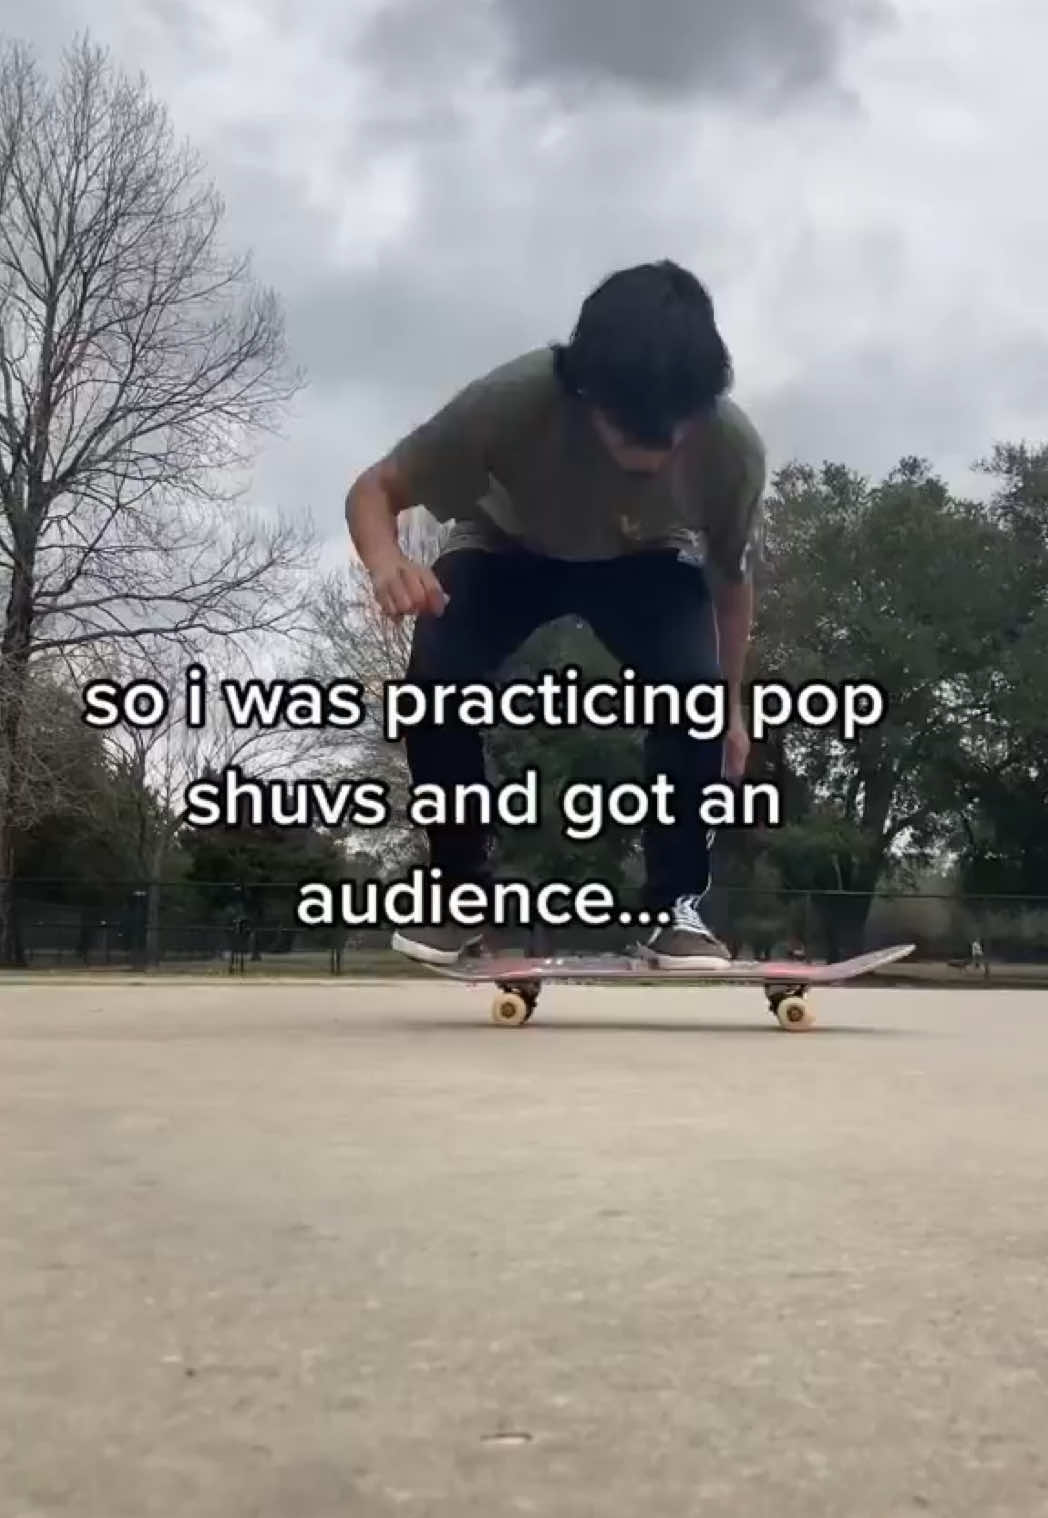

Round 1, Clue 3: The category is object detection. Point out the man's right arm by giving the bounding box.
[345,457,449,619]
[346,366,504,620]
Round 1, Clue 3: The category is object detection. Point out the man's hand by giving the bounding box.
[723,710,750,782]
[346,459,447,620]
[369,550,449,619]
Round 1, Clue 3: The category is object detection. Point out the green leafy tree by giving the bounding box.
[752,456,1021,953]
[949,444,1048,896]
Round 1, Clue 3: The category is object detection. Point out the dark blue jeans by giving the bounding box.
[404,545,724,912]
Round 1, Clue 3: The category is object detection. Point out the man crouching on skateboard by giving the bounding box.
[345,261,765,967]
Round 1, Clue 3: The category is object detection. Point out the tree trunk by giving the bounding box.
[0,837,19,967]
[0,558,34,967]
[146,881,162,966]
[142,831,170,967]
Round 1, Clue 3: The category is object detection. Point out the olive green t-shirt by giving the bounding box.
[387,347,766,581]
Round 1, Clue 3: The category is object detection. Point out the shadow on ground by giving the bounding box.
[396,1017,919,1038]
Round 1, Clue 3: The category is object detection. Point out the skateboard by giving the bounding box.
[423,942,916,1032]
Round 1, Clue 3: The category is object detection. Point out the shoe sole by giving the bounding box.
[391,930,483,966]
[650,952,732,969]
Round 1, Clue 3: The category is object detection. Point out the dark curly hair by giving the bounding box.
[552,260,733,447]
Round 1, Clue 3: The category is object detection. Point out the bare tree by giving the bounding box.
[0,657,106,831]
[0,35,312,960]
[89,636,322,963]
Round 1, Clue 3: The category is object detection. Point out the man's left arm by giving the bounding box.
[712,574,754,722]
[707,447,764,780]
[712,574,755,781]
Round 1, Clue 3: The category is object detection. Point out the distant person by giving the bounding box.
[346,261,765,968]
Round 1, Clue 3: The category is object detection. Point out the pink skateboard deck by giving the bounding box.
[429,942,914,986]
[422,942,916,1031]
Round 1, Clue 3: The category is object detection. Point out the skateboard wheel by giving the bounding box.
[491,991,531,1028]
[775,995,815,1032]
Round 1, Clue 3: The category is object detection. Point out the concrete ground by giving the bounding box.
[1,980,1047,1518]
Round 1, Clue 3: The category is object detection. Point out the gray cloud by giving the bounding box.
[499,0,892,104]
[280,100,744,436]
[285,264,534,396]
[357,0,492,88]
[360,0,895,108]
[2,0,1045,549]
[755,330,1048,499]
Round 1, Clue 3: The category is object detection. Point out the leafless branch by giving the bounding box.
[0,35,313,955]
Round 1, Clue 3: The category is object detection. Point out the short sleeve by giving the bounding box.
[386,368,512,524]
[705,427,766,584]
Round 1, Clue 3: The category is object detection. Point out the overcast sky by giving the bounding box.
[4,0,1045,558]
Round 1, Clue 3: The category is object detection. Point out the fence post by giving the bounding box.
[130,888,147,970]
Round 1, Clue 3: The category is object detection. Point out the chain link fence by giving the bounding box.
[2,876,1047,979]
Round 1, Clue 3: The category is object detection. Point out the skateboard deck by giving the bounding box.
[423,942,915,1032]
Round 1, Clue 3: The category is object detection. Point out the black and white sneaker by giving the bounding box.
[644,895,731,967]
[391,923,484,966]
